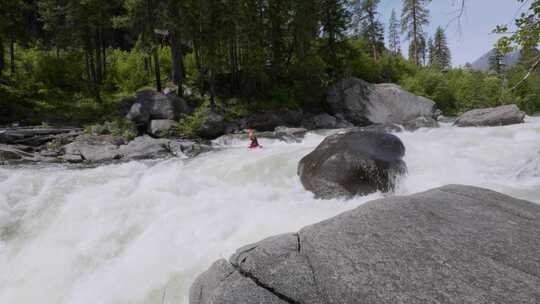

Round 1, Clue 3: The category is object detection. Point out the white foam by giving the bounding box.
[0,118,539,304]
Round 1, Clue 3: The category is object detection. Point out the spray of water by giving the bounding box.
[1,118,539,304]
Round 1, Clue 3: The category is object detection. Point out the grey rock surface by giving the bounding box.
[62,135,124,162]
[327,78,439,126]
[454,104,526,127]
[190,185,540,304]
[118,135,170,159]
[298,130,407,199]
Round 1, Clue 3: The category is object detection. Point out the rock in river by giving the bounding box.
[190,185,540,304]
[298,130,407,199]
[327,77,440,127]
[454,104,526,127]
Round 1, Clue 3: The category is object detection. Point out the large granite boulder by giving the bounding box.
[298,130,406,199]
[327,78,440,126]
[454,104,526,127]
[125,90,191,127]
[190,185,540,304]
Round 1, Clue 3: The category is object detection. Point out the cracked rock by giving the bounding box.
[190,185,540,304]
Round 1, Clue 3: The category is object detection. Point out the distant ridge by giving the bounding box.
[468,48,521,72]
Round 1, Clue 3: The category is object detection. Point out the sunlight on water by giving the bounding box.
[1,118,539,304]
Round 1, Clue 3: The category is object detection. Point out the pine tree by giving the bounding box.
[401,0,431,66]
[410,32,426,65]
[320,0,351,79]
[352,0,384,61]
[427,36,435,66]
[489,47,506,76]
[388,9,401,56]
[431,26,451,69]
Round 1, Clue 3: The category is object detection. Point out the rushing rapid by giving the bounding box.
[1,118,540,304]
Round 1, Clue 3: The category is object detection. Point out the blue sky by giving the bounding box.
[377,0,526,66]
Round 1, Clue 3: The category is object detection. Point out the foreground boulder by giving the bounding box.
[298,130,406,199]
[327,78,440,127]
[190,185,540,304]
[454,104,526,127]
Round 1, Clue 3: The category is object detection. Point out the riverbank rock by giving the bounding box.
[190,185,540,304]
[298,130,406,199]
[0,127,82,146]
[125,90,191,128]
[199,112,225,139]
[454,104,526,127]
[118,135,170,159]
[246,109,303,131]
[213,127,308,145]
[62,135,124,163]
[327,78,440,127]
[147,119,176,137]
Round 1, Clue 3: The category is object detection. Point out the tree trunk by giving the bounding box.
[412,2,418,66]
[101,26,106,79]
[170,29,184,97]
[10,36,15,74]
[0,35,5,75]
[209,69,216,111]
[153,47,162,92]
[95,28,103,84]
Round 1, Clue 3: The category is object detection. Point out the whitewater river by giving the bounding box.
[1,118,540,304]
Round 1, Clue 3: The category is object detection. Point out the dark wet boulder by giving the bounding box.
[454,104,525,127]
[190,185,540,304]
[327,78,439,126]
[198,112,225,139]
[298,130,406,199]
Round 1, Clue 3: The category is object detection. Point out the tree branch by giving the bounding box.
[508,54,540,92]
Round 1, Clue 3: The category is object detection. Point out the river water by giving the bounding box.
[1,118,539,304]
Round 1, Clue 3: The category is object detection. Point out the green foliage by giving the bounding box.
[84,119,138,141]
[172,101,211,139]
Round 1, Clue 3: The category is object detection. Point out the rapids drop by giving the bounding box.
[1,118,540,304]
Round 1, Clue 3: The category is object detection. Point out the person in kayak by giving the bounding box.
[248,129,261,149]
